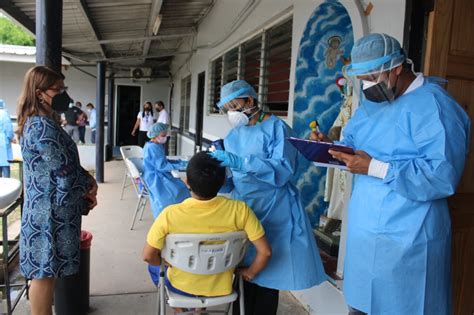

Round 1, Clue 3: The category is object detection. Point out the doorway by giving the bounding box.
[116,85,141,146]
[406,0,474,313]
[195,72,206,150]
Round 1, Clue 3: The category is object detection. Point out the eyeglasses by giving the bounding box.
[47,86,68,94]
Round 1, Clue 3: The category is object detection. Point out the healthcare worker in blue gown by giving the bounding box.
[211,80,327,315]
[311,33,471,315]
[143,122,190,219]
[143,122,190,285]
[0,100,14,177]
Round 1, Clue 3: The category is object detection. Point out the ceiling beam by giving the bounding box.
[62,32,195,47]
[142,0,163,58]
[75,0,107,58]
[0,0,35,34]
[96,50,195,63]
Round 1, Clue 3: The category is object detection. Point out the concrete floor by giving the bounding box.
[15,160,308,315]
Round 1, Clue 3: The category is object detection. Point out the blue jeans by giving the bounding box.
[91,129,96,144]
[147,265,197,297]
[0,166,10,177]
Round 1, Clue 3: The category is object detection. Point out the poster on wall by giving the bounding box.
[293,0,354,227]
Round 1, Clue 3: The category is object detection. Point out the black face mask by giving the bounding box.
[362,80,396,103]
[51,92,73,112]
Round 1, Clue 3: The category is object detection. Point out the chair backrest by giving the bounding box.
[126,157,150,195]
[125,157,144,179]
[120,145,143,160]
[162,231,247,275]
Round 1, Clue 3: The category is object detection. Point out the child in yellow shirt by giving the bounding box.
[143,151,271,297]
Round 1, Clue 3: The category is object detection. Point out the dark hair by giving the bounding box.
[86,103,94,108]
[155,101,164,108]
[142,101,153,117]
[186,152,225,199]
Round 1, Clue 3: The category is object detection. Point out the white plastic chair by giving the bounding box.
[125,157,150,230]
[157,231,247,315]
[120,145,143,200]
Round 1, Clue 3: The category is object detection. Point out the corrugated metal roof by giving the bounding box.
[0,0,215,76]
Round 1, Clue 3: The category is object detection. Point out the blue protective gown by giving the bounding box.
[0,110,13,167]
[340,78,471,314]
[143,141,190,218]
[224,115,327,290]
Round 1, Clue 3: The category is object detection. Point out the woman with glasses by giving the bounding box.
[210,80,326,315]
[16,66,98,315]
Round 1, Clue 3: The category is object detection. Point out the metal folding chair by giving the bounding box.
[125,157,150,230]
[119,145,143,200]
[157,231,247,315]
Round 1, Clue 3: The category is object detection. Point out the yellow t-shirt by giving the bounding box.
[146,196,265,296]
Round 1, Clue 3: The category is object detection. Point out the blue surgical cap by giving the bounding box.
[346,33,406,76]
[147,123,168,139]
[0,99,5,109]
[217,80,258,109]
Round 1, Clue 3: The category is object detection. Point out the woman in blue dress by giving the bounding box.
[211,80,327,315]
[16,66,97,315]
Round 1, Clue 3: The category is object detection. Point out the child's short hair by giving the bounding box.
[186,152,225,198]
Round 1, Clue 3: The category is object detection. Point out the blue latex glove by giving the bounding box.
[209,150,243,170]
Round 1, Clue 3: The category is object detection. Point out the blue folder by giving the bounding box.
[287,137,354,169]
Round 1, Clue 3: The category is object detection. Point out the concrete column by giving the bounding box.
[35,0,63,72]
[96,62,106,182]
[106,76,115,161]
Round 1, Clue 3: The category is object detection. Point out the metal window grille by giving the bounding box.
[262,19,292,115]
[242,35,262,101]
[208,56,223,113]
[207,18,292,116]
[180,75,192,132]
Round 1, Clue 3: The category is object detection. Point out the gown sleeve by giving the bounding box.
[382,98,470,202]
[240,120,297,188]
[145,143,184,172]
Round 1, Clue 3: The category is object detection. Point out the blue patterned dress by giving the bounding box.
[20,116,91,279]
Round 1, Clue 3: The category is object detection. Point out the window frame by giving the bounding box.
[207,17,293,117]
[179,74,192,133]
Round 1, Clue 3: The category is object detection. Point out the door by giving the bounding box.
[195,72,205,150]
[425,1,474,314]
[116,85,141,146]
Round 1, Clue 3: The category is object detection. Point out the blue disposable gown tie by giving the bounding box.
[224,115,327,290]
[0,110,13,167]
[143,142,190,218]
[340,78,471,314]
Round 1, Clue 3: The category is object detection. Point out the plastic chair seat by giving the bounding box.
[0,178,22,209]
[166,287,238,308]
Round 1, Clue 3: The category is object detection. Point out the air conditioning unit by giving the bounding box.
[130,67,152,81]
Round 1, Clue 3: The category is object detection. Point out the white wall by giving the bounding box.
[0,60,169,146]
[169,0,406,155]
[0,61,169,115]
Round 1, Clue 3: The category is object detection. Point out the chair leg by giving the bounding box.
[239,276,245,315]
[159,262,166,315]
[139,197,147,221]
[130,196,143,230]
[120,168,128,200]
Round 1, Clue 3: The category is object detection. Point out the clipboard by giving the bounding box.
[287,137,354,170]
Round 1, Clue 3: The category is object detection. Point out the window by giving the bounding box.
[262,19,292,115]
[242,36,262,101]
[208,57,223,113]
[179,75,191,132]
[208,18,292,116]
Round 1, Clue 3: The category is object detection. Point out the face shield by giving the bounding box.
[345,33,406,105]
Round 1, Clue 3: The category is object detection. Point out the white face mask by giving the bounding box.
[227,111,249,128]
[157,136,167,144]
